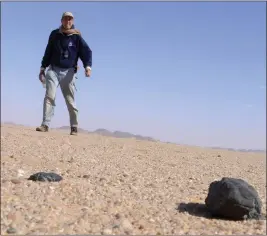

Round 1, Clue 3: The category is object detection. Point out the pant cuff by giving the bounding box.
[42,122,49,127]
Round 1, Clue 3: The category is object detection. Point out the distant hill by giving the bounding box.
[108,130,155,142]
[1,122,265,152]
[91,128,113,136]
[57,126,156,142]
[210,146,266,153]
[1,121,19,126]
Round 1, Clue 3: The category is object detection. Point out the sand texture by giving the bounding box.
[1,124,266,235]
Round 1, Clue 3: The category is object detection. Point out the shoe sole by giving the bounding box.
[36,129,48,132]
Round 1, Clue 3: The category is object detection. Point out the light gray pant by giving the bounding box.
[41,66,78,127]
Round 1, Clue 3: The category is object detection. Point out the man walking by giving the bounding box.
[36,12,92,135]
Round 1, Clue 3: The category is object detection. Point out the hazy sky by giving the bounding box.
[1,2,266,149]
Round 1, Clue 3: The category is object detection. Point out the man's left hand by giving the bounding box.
[85,67,91,77]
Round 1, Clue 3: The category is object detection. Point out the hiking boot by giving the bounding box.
[36,125,49,132]
[70,127,78,135]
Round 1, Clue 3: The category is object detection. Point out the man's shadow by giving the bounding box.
[176,202,213,219]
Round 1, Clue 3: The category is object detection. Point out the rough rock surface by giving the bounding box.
[28,172,63,182]
[205,177,262,220]
[1,124,266,235]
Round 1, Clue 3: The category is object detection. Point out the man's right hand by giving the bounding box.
[39,69,45,83]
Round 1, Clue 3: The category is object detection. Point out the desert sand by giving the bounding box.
[1,124,266,235]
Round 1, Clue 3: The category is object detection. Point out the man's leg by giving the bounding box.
[36,67,59,131]
[59,68,78,135]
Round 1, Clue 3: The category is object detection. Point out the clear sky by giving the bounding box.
[1,2,266,149]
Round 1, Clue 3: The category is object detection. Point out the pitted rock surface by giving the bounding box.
[205,177,262,220]
[28,172,63,182]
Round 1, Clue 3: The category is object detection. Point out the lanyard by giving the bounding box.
[59,34,71,53]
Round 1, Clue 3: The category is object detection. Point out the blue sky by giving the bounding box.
[1,2,266,149]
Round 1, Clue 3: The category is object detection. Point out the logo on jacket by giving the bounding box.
[69,41,73,47]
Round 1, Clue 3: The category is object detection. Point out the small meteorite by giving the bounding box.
[28,172,63,182]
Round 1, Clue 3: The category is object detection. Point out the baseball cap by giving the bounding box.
[62,12,74,19]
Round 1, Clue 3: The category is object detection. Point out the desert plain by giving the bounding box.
[1,124,266,235]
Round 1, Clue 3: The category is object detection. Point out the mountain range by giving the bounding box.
[1,122,265,152]
[57,126,156,142]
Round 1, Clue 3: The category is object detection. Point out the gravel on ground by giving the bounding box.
[1,124,266,235]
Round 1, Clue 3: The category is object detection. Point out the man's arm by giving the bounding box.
[78,36,92,70]
[40,31,55,71]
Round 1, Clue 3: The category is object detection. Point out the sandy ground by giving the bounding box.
[1,124,266,235]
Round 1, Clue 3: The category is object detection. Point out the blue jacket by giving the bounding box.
[41,25,92,70]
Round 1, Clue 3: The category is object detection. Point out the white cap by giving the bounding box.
[62,12,74,19]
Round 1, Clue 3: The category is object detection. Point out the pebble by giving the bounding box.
[6,227,17,234]
[103,228,113,235]
[122,173,129,177]
[115,213,121,219]
[7,212,16,221]
[17,169,25,177]
[121,219,133,231]
[11,179,21,184]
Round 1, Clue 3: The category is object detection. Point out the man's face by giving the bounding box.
[61,16,74,29]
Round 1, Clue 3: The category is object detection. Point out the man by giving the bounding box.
[36,12,92,135]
